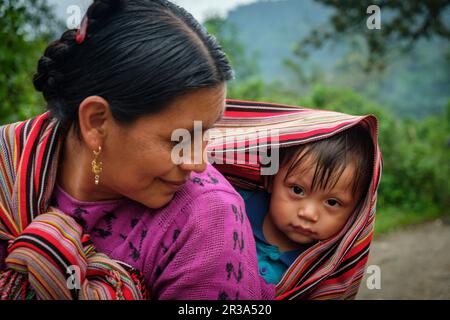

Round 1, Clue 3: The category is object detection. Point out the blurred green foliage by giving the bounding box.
[0,0,58,124]
[204,15,259,83]
[300,0,450,70]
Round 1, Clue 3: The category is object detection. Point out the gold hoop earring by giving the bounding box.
[92,146,103,185]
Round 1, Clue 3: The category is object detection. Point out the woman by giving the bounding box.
[0,0,274,300]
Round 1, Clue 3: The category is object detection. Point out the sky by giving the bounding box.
[51,0,260,23]
[172,0,259,21]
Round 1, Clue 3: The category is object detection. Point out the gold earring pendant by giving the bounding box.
[92,146,103,185]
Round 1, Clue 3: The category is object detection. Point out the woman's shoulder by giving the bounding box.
[155,164,244,224]
[139,163,247,263]
[180,164,240,201]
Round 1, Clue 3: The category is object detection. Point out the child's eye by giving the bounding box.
[326,199,341,207]
[290,186,305,196]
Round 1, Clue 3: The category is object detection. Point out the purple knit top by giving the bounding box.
[1,164,274,299]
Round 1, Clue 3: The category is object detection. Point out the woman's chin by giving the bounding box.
[142,191,176,209]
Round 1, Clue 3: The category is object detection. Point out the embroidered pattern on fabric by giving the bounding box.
[218,290,240,300]
[233,231,244,253]
[231,204,244,224]
[73,207,88,229]
[131,218,139,228]
[129,229,147,261]
[226,262,243,283]
[92,211,116,238]
[190,173,219,187]
[92,227,111,238]
[220,203,246,298]
[160,229,180,254]
[155,266,163,278]
[155,229,181,279]
[207,173,219,184]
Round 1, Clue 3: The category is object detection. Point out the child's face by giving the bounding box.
[265,157,360,251]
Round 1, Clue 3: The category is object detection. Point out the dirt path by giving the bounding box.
[356,218,450,300]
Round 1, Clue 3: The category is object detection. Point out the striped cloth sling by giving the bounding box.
[209,100,382,300]
[0,112,149,299]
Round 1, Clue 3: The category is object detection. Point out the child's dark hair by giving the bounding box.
[267,125,374,203]
[33,0,233,136]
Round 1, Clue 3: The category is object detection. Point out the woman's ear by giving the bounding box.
[78,96,111,150]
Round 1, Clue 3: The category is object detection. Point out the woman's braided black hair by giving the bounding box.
[33,0,233,135]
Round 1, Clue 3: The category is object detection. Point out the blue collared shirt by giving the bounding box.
[238,189,312,285]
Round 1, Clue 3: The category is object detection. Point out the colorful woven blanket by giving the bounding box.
[0,113,148,299]
[209,100,382,300]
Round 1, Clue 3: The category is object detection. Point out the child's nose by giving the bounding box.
[297,204,319,222]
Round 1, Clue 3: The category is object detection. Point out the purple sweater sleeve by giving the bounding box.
[153,189,275,300]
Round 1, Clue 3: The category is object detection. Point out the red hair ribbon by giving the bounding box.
[75,15,89,44]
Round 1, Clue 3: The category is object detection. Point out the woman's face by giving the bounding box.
[100,85,226,209]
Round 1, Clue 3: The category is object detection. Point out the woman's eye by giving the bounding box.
[291,186,305,196]
[326,199,340,207]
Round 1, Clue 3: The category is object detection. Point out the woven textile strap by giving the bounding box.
[0,112,149,299]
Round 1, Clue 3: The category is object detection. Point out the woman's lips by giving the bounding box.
[160,178,188,190]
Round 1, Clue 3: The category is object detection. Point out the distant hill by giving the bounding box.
[227,0,335,80]
[226,0,450,117]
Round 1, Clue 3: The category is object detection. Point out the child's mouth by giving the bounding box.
[292,225,315,237]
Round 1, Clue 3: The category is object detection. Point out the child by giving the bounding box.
[239,125,374,285]
[212,100,381,299]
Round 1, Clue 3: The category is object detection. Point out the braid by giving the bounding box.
[33,0,124,95]
[32,0,233,133]
[33,30,77,98]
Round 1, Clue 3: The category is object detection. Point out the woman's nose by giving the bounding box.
[179,161,207,173]
[297,203,319,222]
[177,137,208,173]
